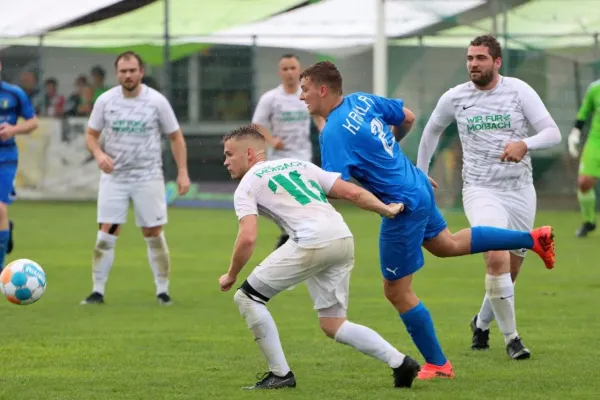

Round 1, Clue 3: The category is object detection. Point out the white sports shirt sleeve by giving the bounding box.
[305,163,341,194]
[252,92,273,128]
[157,94,181,135]
[512,80,561,151]
[417,90,455,175]
[88,94,107,131]
[234,182,259,221]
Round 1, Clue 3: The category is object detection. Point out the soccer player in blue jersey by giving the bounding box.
[0,62,39,270]
[299,61,555,380]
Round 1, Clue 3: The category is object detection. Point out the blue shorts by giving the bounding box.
[0,163,17,205]
[379,174,447,281]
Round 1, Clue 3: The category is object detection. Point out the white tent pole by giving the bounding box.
[373,0,387,96]
[162,0,172,102]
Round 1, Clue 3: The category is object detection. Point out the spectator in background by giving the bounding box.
[19,71,42,114]
[42,78,65,117]
[65,75,93,117]
[91,65,107,103]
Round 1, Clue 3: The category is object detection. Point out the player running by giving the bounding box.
[219,124,422,390]
[252,54,325,249]
[417,35,561,359]
[81,51,190,305]
[0,61,39,270]
[299,61,555,380]
[568,78,600,237]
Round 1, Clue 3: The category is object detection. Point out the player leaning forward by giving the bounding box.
[82,51,190,305]
[219,125,422,390]
[417,35,561,358]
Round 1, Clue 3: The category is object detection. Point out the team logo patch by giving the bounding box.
[0,99,9,109]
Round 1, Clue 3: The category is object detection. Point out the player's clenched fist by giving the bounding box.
[384,203,404,218]
[219,273,236,292]
[94,151,114,173]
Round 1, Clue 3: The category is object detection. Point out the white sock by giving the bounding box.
[92,231,117,295]
[234,290,290,377]
[334,320,406,368]
[476,294,495,330]
[486,273,518,344]
[145,232,171,295]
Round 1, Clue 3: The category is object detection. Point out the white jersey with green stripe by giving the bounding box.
[233,158,352,247]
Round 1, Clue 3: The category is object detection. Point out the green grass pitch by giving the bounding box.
[0,202,598,399]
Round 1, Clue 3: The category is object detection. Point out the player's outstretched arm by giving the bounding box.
[220,215,258,291]
[328,178,402,218]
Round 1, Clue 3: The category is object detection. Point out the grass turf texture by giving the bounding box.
[0,202,598,399]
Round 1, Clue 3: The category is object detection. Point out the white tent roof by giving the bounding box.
[0,0,123,38]
[178,0,486,57]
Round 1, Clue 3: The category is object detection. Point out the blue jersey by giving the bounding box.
[0,81,36,161]
[319,92,447,280]
[319,92,422,208]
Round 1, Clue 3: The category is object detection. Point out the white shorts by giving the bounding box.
[247,237,354,317]
[97,175,167,228]
[463,184,536,257]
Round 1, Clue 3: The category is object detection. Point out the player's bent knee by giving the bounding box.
[99,223,120,235]
[383,278,419,313]
[484,250,510,274]
[142,226,163,238]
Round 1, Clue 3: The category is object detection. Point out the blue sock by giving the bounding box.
[400,302,447,366]
[0,229,9,270]
[470,226,534,254]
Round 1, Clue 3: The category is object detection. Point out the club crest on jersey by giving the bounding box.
[0,99,9,109]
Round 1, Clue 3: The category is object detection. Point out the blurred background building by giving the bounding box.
[1,0,597,209]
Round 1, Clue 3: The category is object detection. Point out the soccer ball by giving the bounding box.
[0,259,47,305]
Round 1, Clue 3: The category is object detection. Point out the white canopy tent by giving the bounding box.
[0,0,124,38]
[180,0,485,56]
[178,0,486,95]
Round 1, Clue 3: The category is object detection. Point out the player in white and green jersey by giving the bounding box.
[82,51,190,306]
[252,54,325,249]
[568,79,600,237]
[417,35,561,360]
[219,124,420,390]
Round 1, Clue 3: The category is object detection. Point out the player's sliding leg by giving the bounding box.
[142,225,171,305]
[81,224,119,305]
[575,174,597,237]
[423,226,555,269]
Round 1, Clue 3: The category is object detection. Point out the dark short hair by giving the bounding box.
[114,51,144,69]
[44,78,58,86]
[469,34,503,59]
[91,65,106,77]
[299,61,343,95]
[222,124,266,144]
[280,53,299,61]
